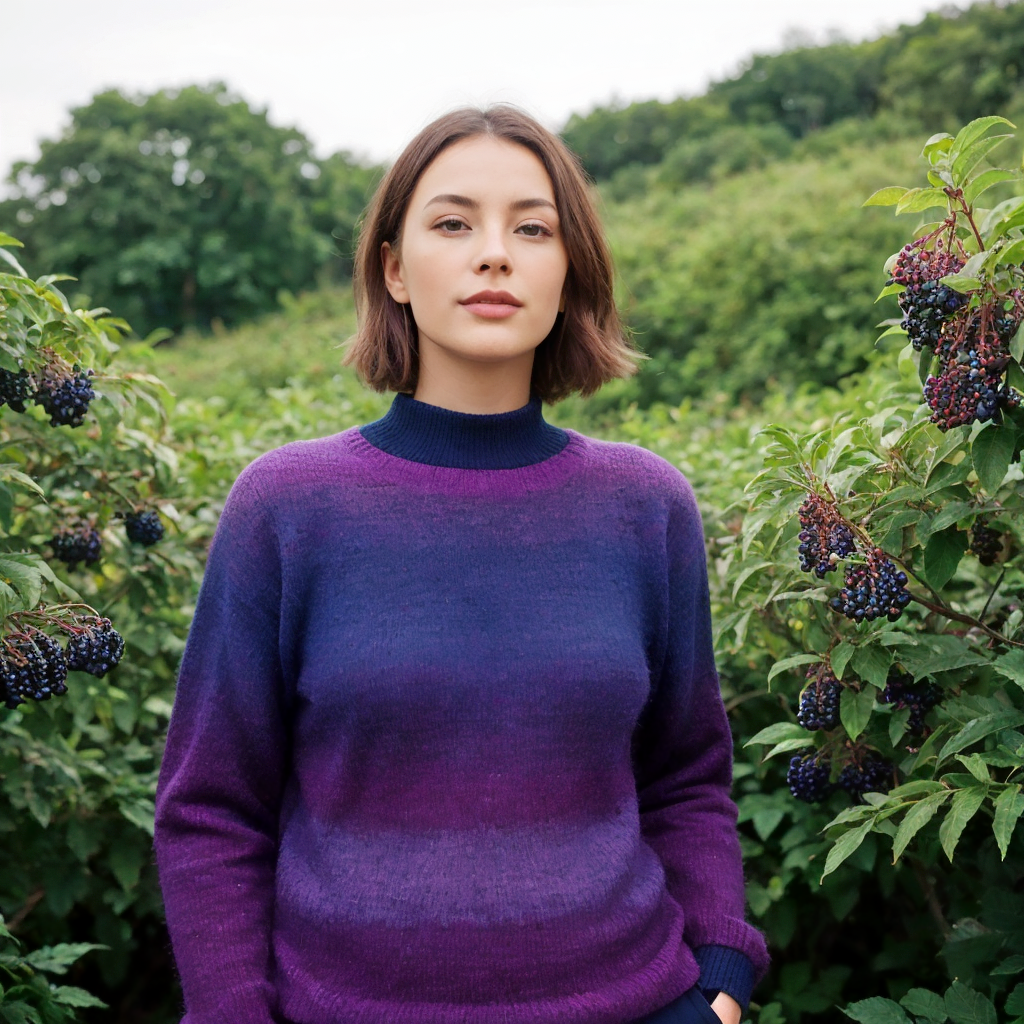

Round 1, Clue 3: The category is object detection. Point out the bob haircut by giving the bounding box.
[343,104,642,404]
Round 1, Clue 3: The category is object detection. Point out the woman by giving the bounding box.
[154,105,769,1024]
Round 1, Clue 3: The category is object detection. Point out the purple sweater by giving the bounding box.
[154,394,769,1024]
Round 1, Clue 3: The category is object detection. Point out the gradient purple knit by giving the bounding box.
[154,418,769,1024]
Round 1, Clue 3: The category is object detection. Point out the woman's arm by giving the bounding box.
[631,470,769,1012]
[154,464,289,1024]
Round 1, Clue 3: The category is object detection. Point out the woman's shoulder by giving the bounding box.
[567,429,698,505]
[225,428,366,507]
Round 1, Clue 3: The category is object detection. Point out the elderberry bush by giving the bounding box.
[1,629,68,709]
[0,367,34,412]
[33,367,95,428]
[891,246,967,352]
[797,493,856,578]
[969,520,1003,566]
[51,520,103,571]
[879,670,941,736]
[829,549,911,623]
[838,752,895,800]
[64,618,125,678]
[787,753,836,803]
[124,510,164,546]
[797,664,841,731]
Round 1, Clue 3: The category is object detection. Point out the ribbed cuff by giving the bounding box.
[694,945,756,1013]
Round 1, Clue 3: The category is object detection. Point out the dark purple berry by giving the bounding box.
[797,493,856,578]
[34,367,95,428]
[969,520,1003,566]
[787,753,835,803]
[51,520,102,571]
[124,510,164,546]
[838,752,895,800]
[64,618,125,677]
[1,629,68,708]
[0,368,34,413]
[797,664,842,731]
[829,549,911,623]
[880,670,941,736]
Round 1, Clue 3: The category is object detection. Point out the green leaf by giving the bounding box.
[939,273,983,294]
[23,943,107,975]
[993,237,1024,268]
[939,711,1024,762]
[924,527,969,591]
[864,187,910,207]
[841,686,876,742]
[850,646,893,689]
[972,424,1015,494]
[822,820,873,880]
[951,135,1015,186]
[992,785,1024,859]
[944,981,996,1024]
[892,791,950,862]
[843,997,912,1024]
[50,985,108,1008]
[900,988,948,1022]
[922,133,955,162]
[745,722,811,747]
[0,246,28,277]
[928,502,973,534]
[896,188,949,214]
[1005,983,1024,1017]
[831,642,856,681]
[993,955,1024,976]
[993,651,1024,689]
[938,785,987,861]
[951,116,1016,160]
[767,653,820,685]
[0,233,24,247]
[964,168,1020,205]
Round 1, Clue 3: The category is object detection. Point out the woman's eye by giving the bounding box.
[436,218,467,233]
[517,223,551,238]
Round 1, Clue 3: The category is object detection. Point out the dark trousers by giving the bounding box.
[630,986,723,1024]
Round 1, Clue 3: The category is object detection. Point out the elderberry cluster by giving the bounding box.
[969,519,1003,566]
[51,520,103,571]
[1,629,68,708]
[64,618,125,678]
[797,663,842,731]
[787,753,835,803]
[879,670,941,736]
[923,361,1016,432]
[124,510,164,546]
[891,246,967,352]
[0,361,97,428]
[798,494,856,578]
[829,549,911,623]
[838,753,895,801]
[34,367,95,428]
[0,368,34,412]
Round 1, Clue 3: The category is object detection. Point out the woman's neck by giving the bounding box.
[412,346,534,414]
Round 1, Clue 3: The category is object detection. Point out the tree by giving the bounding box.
[1,83,376,336]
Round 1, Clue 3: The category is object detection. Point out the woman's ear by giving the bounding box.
[382,241,410,304]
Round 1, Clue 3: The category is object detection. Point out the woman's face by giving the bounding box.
[382,136,569,377]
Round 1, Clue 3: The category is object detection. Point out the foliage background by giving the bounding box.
[2,2,1024,1022]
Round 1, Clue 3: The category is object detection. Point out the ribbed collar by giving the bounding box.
[359,393,570,469]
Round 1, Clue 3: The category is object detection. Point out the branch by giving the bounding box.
[909,590,1022,647]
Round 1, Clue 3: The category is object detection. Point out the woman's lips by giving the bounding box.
[460,291,522,318]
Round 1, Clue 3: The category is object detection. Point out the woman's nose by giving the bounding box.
[474,228,512,274]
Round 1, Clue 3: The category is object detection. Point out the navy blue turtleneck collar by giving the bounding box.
[358,393,569,469]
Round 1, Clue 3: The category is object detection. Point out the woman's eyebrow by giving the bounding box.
[424,194,557,213]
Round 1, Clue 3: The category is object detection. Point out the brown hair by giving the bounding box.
[342,105,642,403]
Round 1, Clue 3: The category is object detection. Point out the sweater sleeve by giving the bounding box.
[154,463,289,1024]
[631,469,770,991]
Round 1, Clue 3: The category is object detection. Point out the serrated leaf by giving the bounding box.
[844,996,912,1024]
[822,819,873,880]
[924,527,969,591]
[850,646,893,689]
[993,650,1024,689]
[50,985,108,1008]
[972,423,1016,494]
[939,711,1024,762]
[993,955,1024,975]
[951,135,1014,186]
[992,785,1024,859]
[832,642,856,681]
[951,116,1016,159]
[767,653,820,684]
[964,168,1019,205]
[892,791,950,862]
[944,981,996,1024]
[745,721,811,747]
[764,736,815,760]
[1006,983,1024,1017]
[939,785,987,861]
[841,686,876,742]
[864,186,910,207]
[993,237,1024,268]
[929,502,973,533]
[897,188,949,214]
[901,988,948,1022]
[23,943,107,975]
[939,273,983,294]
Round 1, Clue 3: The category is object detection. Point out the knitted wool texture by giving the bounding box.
[154,395,769,1024]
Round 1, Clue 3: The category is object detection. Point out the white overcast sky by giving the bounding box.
[3,0,959,175]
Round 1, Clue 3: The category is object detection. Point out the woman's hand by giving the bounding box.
[710,992,743,1024]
